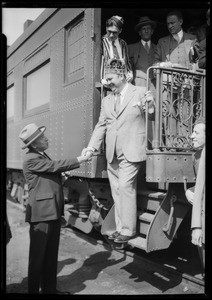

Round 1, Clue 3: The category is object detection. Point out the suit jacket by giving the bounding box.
[128,41,157,76]
[198,38,206,69]
[101,35,132,80]
[88,83,154,163]
[191,147,205,244]
[154,32,196,66]
[23,150,80,222]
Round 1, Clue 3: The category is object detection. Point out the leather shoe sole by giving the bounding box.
[114,234,135,243]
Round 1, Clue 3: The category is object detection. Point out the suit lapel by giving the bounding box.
[106,93,117,117]
[117,84,136,117]
[134,42,141,66]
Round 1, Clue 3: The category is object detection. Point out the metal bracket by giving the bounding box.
[163,194,177,233]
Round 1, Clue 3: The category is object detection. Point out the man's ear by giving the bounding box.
[31,142,36,150]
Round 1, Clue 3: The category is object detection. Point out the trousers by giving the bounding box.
[107,138,143,236]
[28,218,61,294]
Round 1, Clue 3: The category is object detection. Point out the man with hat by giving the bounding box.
[128,16,157,87]
[19,123,90,294]
[101,15,133,87]
[81,58,155,244]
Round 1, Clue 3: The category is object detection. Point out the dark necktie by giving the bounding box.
[144,42,149,53]
[112,41,120,59]
[114,93,121,114]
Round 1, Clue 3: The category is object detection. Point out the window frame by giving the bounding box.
[23,59,50,118]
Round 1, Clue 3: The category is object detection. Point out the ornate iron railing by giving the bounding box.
[146,66,206,152]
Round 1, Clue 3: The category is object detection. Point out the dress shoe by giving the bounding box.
[108,231,120,240]
[114,234,135,243]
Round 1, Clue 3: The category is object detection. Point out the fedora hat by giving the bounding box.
[135,16,157,32]
[19,123,46,149]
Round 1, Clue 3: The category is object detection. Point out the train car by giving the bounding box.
[6,7,206,253]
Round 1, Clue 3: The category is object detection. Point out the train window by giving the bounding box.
[65,15,85,85]
[24,61,50,114]
[7,84,15,120]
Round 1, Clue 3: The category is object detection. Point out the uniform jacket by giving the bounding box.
[101,35,132,80]
[154,32,196,66]
[23,150,80,223]
[128,41,157,78]
[191,146,205,244]
[88,83,154,163]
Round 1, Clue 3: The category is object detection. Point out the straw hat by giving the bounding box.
[19,123,46,149]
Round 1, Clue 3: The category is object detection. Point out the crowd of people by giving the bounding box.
[7,8,207,294]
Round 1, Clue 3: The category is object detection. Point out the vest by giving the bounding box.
[135,43,155,73]
[169,36,188,67]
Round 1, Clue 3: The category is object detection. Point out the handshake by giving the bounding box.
[77,147,95,164]
[63,148,95,180]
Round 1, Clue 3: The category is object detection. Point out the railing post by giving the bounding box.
[152,68,161,150]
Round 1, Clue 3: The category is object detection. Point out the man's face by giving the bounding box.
[106,25,121,42]
[167,15,183,35]
[32,133,49,152]
[190,123,205,149]
[105,73,124,93]
[138,25,154,41]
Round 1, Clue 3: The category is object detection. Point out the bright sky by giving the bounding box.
[2,8,45,46]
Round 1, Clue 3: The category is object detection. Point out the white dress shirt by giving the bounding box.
[141,40,151,48]
[117,82,129,105]
[172,29,183,43]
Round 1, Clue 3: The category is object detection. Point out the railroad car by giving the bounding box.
[6,7,206,254]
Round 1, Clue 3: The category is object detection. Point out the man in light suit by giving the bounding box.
[82,59,155,243]
[19,123,90,294]
[154,10,196,69]
[128,16,157,88]
[185,117,205,274]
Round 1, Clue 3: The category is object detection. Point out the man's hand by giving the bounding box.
[81,147,94,157]
[185,189,194,205]
[141,91,155,113]
[77,151,93,163]
[191,228,203,247]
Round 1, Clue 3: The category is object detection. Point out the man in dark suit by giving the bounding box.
[19,123,90,294]
[128,16,157,88]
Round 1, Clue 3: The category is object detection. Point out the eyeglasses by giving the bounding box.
[107,30,119,35]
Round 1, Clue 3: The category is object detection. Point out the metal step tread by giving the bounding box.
[128,236,147,250]
[138,211,155,222]
[138,189,166,199]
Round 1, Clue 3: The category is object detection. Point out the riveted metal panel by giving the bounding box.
[7,8,102,179]
[146,152,196,183]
